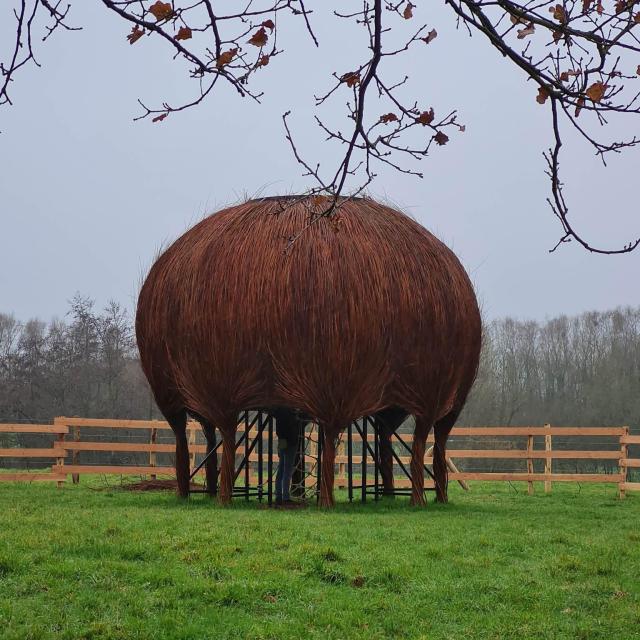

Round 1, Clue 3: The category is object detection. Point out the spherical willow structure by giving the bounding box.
[136,196,481,506]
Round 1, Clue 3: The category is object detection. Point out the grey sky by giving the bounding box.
[1,2,638,323]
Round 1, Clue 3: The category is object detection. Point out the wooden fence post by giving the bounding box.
[188,425,196,476]
[338,435,346,487]
[527,434,534,495]
[308,423,318,489]
[544,423,552,494]
[72,426,80,484]
[150,427,157,481]
[445,456,469,491]
[426,445,469,491]
[619,426,629,500]
[54,417,66,489]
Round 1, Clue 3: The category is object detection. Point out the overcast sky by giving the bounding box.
[1,2,638,323]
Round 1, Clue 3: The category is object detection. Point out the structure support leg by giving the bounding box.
[319,426,337,508]
[171,412,190,499]
[433,425,449,503]
[218,425,237,505]
[410,415,432,506]
[201,421,218,498]
[432,410,458,503]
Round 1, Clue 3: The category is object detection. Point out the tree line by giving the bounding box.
[1,295,638,429]
[0,295,156,423]
[460,307,640,429]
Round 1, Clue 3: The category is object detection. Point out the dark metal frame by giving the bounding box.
[189,410,276,503]
[188,411,435,504]
[347,415,437,502]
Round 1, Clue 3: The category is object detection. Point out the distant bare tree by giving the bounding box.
[0,296,156,423]
[461,306,640,428]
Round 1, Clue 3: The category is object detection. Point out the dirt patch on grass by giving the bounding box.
[122,479,204,492]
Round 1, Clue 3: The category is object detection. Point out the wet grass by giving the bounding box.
[0,480,639,639]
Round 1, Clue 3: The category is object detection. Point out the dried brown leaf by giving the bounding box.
[517,23,535,39]
[176,26,192,41]
[149,1,173,21]
[586,81,606,103]
[248,27,268,47]
[549,3,567,22]
[616,0,635,12]
[417,108,434,125]
[341,72,361,87]
[536,86,549,104]
[403,2,414,19]
[216,48,238,68]
[127,25,144,45]
[380,113,399,123]
[434,131,449,145]
[422,29,437,44]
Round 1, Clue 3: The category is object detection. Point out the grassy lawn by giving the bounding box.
[0,480,639,640]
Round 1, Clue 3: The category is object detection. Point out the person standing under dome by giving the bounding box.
[273,408,301,506]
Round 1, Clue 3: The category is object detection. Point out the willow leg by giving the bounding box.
[218,425,237,505]
[201,421,218,498]
[410,415,433,506]
[170,412,190,499]
[433,424,450,503]
[318,426,337,508]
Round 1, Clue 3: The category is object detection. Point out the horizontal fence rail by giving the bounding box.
[0,423,68,486]
[0,418,637,496]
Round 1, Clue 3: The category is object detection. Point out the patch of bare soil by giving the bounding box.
[122,479,204,492]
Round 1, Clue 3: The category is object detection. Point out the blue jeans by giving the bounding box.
[275,441,298,501]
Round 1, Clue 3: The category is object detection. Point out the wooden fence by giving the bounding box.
[1,417,638,496]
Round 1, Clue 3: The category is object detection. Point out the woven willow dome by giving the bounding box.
[136,196,481,506]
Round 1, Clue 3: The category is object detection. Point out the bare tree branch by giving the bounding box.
[2,0,639,252]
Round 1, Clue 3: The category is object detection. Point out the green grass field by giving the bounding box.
[1,480,639,640]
